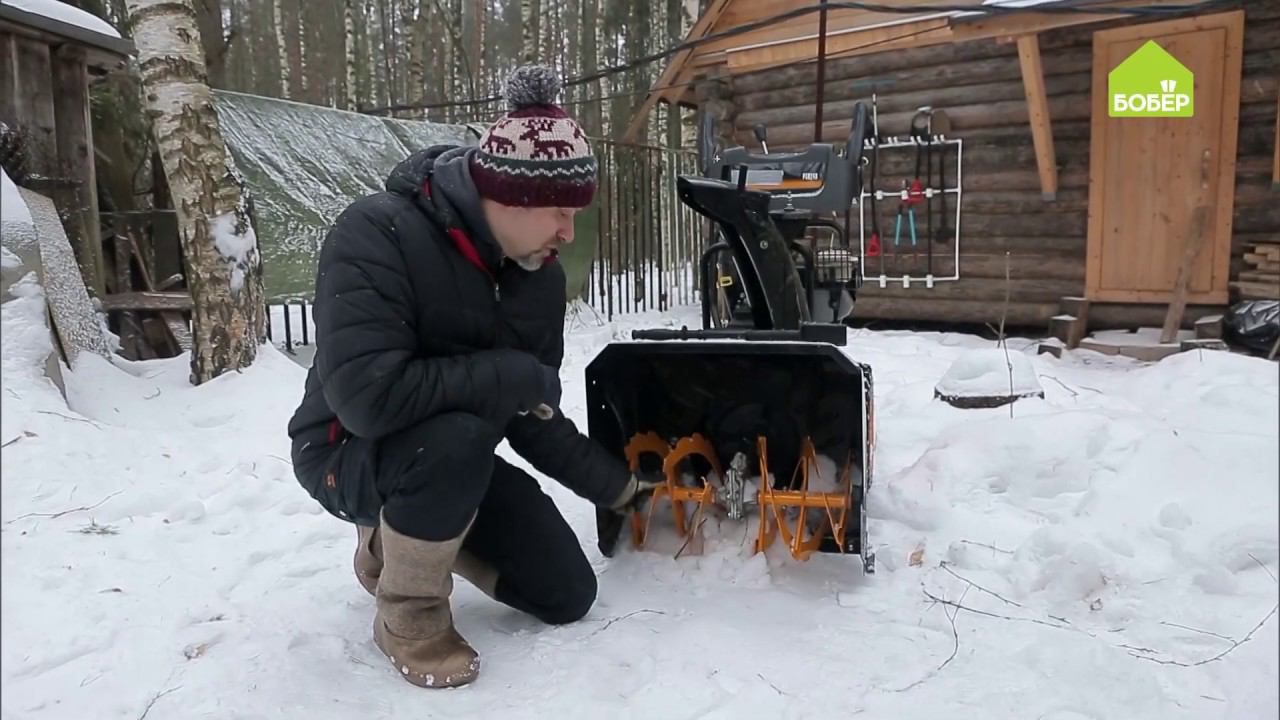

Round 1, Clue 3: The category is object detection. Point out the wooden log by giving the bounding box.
[856,250,1085,281]
[1233,203,1280,234]
[954,190,1089,215]
[949,234,1085,255]
[100,291,194,312]
[1240,271,1280,283]
[852,142,1091,179]
[859,278,1082,303]
[850,297,1060,327]
[1195,315,1224,340]
[1049,314,1078,346]
[1060,296,1090,320]
[734,47,1094,112]
[1229,280,1280,299]
[750,93,1095,148]
[734,71,1092,130]
[1241,261,1280,273]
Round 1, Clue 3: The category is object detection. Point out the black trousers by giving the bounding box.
[293,412,597,625]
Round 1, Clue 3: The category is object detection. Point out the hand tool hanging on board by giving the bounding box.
[910,108,934,277]
[893,179,920,249]
[931,110,953,246]
[866,92,883,271]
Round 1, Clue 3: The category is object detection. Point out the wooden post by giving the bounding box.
[1160,149,1213,344]
[52,48,106,298]
[0,34,17,131]
[1273,89,1278,190]
[12,38,56,182]
[1016,33,1058,201]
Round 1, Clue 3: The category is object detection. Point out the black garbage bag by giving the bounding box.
[1224,300,1280,353]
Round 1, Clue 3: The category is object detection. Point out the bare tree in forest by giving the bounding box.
[273,0,290,96]
[344,0,358,109]
[296,2,308,97]
[521,0,539,63]
[194,0,229,87]
[124,0,267,384]
[404,0,424,116]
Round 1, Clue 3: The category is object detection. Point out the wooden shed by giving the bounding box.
[628,0,1280,331]
[0,0,134,299]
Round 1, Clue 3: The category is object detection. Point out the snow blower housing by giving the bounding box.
[587,167,876,573]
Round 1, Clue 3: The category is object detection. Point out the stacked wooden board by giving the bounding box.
[1234,243,1280,300]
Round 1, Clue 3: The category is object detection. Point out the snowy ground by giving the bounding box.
[3,283,1278,719]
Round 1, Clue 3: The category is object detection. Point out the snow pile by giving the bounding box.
[2,166,33,228]
[1,305,1277,719]
[210,210,258,294]
[6,0,121,39]
[934,346,1043,403]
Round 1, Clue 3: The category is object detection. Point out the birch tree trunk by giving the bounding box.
[520,0,538,64]
[273,0,290,96]
[344,0,358,109]
[472,0,483,92]
[406,0,424,116]
[124,0,267,384]
[296,2,308,97]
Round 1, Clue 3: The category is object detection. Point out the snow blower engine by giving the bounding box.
[586,115,876,572]
[699,101,871,328]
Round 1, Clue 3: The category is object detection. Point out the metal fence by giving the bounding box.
[583,139,706,320]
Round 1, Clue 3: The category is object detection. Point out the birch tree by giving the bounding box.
[344,0,358,109]
[124,0,267,384]
[273,0,290,97]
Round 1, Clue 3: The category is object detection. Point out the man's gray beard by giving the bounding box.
[514,253,545,272]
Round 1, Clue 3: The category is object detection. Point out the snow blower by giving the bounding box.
[587,105,876,572]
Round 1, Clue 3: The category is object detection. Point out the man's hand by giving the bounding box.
[608,471,666,513]
[519,364,562,421]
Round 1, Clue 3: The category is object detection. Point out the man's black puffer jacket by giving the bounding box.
[287,145,631,509]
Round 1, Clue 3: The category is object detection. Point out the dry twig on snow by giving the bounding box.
[940,562,1023,608]
[4,490,123,524]
[1131,604,1278,667]
[588,609,666,638]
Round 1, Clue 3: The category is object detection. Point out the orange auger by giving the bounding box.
[624,432,720,551]
[622,432,854,561]
[755,437,852,561]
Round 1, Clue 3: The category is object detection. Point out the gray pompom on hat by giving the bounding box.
[504,65,563,111]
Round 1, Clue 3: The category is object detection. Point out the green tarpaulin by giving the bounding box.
[212,90,480,299]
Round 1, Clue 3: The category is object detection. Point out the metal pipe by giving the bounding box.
[814,0,829,143]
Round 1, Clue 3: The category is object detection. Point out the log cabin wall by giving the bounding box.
[717,2,1279,330]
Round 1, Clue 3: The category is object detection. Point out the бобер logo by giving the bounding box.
[1108,40,1194,117]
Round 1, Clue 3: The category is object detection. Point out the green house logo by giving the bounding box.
[1108,40,1194,117]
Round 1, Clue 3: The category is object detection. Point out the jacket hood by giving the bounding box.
[384,145,505,274]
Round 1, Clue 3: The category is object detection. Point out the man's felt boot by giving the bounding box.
[372,512,480,688]
[354,524,382,596]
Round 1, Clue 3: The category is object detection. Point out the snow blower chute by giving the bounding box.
[587,109,876,572]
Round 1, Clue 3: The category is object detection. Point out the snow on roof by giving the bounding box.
[952,0,1069,20]
[2,166,33,229]
[3,0,121,39]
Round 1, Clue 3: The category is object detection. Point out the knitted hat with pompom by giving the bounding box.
[469,65,596,208]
